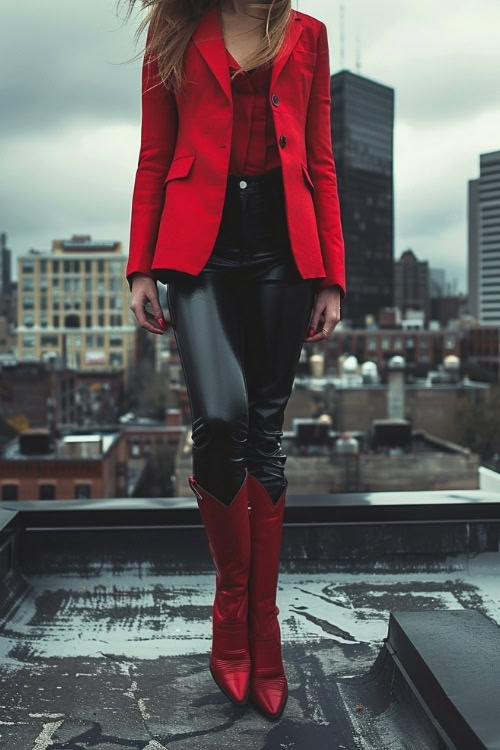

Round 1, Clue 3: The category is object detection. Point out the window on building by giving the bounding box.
[39,484,56,500]
[74,483,91,499]
[85,260,91,273]
[65,314,80,328]
[110,336,122,347]
[2,484,18,501]
[23,278,35,292]
[52,260,59,273]
[41,335,58,347]
[23,296,34,310]
[22,262,34,274]
[110,296,123,310]
[53,315,59,328]
[110,351,123,366]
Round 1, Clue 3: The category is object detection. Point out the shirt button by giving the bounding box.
[279,134,287,148]
[239,180,248,188]
[271,93,280,106]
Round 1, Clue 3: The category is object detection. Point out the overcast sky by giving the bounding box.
[1,0,499,293]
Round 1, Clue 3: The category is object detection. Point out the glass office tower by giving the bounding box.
[331,71,395,327]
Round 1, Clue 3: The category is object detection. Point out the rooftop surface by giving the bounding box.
[0,490,499,749]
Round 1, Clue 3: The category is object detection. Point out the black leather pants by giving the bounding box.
[166,166,317,505]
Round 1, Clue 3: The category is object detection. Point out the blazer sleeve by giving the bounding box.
[305,22,346,301]
[126,27,179,291]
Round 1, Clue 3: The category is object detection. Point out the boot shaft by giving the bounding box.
[247,474,287,636]
[189,468,251,621]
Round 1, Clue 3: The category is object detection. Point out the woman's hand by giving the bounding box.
[129,273,168,334]
[304,285,342,342]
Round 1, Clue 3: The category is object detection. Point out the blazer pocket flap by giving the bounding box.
[164,154,196,184]
[292,48,317,67]
[301,162,315,192]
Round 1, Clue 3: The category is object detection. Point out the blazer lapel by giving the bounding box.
[191,5,303,105]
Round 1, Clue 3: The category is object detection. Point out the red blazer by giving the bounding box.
[126,6,346,299]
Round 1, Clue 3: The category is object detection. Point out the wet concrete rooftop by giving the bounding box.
[0,491,499,749]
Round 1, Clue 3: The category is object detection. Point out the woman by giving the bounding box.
[124,0,346,720]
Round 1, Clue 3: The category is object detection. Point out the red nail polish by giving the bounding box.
[308,327,315,337]
[157,317,167,330]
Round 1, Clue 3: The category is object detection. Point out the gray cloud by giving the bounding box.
[1,0,499,293]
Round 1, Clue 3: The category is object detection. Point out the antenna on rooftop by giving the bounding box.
[339,3,345,70]
[355,31,360,73]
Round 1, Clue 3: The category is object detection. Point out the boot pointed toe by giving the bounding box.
[251,674,288,718]
[209,658,251,704]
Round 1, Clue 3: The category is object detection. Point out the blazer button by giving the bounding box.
[279,134,287,148]
[271,93,280,106]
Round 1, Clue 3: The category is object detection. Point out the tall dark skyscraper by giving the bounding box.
[468,150,500,325]
[330,71,395,326]
[0,232,12,294]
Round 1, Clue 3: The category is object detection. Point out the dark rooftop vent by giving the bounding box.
[19,429,54,455]
[296,420,330,446]
[371,418,412,449]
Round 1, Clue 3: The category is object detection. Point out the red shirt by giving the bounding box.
[226,49,281,176]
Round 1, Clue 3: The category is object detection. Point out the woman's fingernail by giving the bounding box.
[157,317,167,330]
[308,328,315,337]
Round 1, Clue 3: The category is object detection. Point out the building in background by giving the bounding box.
[330,70,395,327]
[394,249,430,322]
[0,428,129,500]
[16,234,135,378]
[0,232,12,295]
[468,149,500,325]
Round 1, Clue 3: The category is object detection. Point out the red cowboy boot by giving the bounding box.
[247,473,288,719]
[188,468,251,705]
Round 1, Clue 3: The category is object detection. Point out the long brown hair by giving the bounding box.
[117,0,293,96]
